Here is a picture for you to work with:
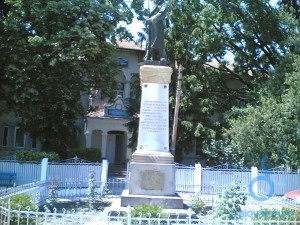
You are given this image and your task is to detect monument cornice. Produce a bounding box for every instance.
[140,65,172,84]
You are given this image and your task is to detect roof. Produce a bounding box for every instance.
[115,40,145,52]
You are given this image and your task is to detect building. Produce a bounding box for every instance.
[0,41,144,164]
[84,41,144,164]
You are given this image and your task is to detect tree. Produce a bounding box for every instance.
[125,0,294,165]
[225,9,300,169]
[0,0,11,115]
[0,0,134,156]
[213,180,247,219]
[164,0,289,164]
[279,0,300,19]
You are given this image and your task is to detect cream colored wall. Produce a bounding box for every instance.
[113,49,142,99]
[85,117,132,162]
[0,112,42,151]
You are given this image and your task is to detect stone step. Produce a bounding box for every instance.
[108,164,127,177]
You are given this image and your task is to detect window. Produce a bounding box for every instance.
[31,137,37,149]
[116,82,124,98]
[115,72,126,98]
[2,126,9,147]
[14,127,25,148]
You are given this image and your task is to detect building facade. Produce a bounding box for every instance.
[0,41,144,164]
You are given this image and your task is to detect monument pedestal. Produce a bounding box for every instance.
[121,65,183,209]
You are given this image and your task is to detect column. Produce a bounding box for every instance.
[85,131,92,148]
[124,80,131,99]
[194,163,202,193]
[101,132,108,159]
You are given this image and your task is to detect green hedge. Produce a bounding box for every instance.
[16,150,60,162]
[66,148,102,162]
[0,150,16,159]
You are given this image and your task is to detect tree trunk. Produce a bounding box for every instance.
[171,62,183,156]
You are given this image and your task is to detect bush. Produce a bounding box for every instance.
[253,208,300,221]
[16,150,60,162]
[3,194,37,225]
[4,193,37,210]
[190,193,205,215]
[66,148,102,162]
[131,204,167,218]
[213,180,247,219]
[0,150,16,160]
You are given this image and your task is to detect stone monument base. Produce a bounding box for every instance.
[120,160,183,209]
[121,190,183,209]
[129,162,175,196]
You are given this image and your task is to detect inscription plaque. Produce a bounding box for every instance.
[141,170,164,190]
[137,83,169,151]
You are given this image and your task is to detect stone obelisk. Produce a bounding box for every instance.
[121,0,183,208]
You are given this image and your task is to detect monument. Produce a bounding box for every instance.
[121,0,183,208]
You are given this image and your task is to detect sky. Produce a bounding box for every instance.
[126,0,279,39]
[124,0,279,62]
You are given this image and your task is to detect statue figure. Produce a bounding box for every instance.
[144,0,168,65]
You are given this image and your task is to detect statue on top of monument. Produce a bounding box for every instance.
[144,0,168,65]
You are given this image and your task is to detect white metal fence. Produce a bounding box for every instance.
[0,158,103,187]
[258,171,300,196]
[0,179,299,225]
[47,162,102,188]
[0,204,299,225]
[0,181,49,205]
[1,159,299,199]
[0,160,42,185]
[175,163,300,196]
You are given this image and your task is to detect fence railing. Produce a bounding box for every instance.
[47,162,102,188]
[0,179,299,225]
[1,159,300,202]
[0,160,42,185]
[1,204,299,225]
[0,181,49,205]
[175,163,300,196]
[0,158,104,187]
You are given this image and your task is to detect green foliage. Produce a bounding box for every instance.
[66,148,101,162]
[88,171,111,211]
[190,193,205,215]
[16,150,60,162]
[3,194,37,225]
[213,180,247,219]
[0,0,136,155]
[5,194,37,211]
[125,73,140,150]
[164,0,289,164]
[226,55,300,169]
[45,180,58,211]
[0,150,16,159]
[253,208,298,221]
[203,139,244,167]
[88,171,96,210]
[131,204,167,218]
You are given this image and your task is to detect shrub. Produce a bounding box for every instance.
[131,204,167,218]
[0,150,16,160]
[16,150,60,162]
[190,193,205,215]
[213,180,247,219]
[5,193,37,211]
[2,194,37,225]
[253,208,300,221]
[66,148,101,162]
[45,180,58,211]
